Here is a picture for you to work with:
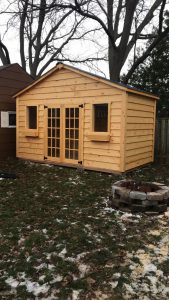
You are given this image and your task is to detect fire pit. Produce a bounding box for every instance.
[109,180,169,214]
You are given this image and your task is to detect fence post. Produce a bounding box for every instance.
[155,118,169,162]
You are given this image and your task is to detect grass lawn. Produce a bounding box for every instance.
[0,158,169,299]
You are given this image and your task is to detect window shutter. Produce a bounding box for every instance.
[1,112,8,128]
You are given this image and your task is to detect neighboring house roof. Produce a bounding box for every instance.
[0,65,10,71]
[0,63,34,103]
[14,63,159,99]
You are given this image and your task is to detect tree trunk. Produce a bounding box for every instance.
[108,40,123,82]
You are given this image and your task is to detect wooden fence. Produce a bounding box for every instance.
[155,118,169,162]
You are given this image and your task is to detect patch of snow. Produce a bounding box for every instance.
[50,275,63,283]
[39,275,45,281]
[113,273,121,279]
[18,237,25,246]
[104,207,115,213]
[48,264,55,270]
[149,230,161,236]
[5,277,19,288]
[26,280,49,296]
[71,289,82,299]
[164,210,169,217]
[129,264,136,270]
[120,213,133,220]
[26,256,31,262]
[55,218,63,223]
[143,263,157,274]
[124,283,135,295]
[35,263,47,270]
[58,247,67,258]
[35,263,55,271]
[109,281,118,289]
[66,256,76,263]
[78,263,90,277]
[46,253,53,260]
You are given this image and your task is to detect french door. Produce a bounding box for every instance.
[46,105,82,164]
[47,107,61,160]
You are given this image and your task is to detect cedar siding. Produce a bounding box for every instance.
[0,64,33,159]
[16,63,158,173]
[124,93,156,171]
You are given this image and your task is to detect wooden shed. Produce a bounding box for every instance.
[15,63,158,173]
[0,64,33,159]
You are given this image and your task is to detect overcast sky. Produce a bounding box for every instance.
[0,1,158,78]
[0,8,110,77]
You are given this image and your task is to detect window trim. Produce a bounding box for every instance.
[1,111,16,128]
[88,102,110,141]
[92,103,109,133]
[25,105,39,137]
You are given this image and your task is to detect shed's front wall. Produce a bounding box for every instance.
[124,93,156,171]
[17,67,126,172]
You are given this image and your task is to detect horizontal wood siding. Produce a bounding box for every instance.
[125,93,156,171]
[0,128,16,159]
[83,93,123,172]
[17,68,124,172]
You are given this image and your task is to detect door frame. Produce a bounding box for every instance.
[44,105,63,162]
[44,103,84,165]
[62,104,83,165]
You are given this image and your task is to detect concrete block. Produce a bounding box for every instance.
[130,191,147,200]
[119,189,130,200]
[142,200,158,206]
[147,192,163,201]
[157,190,169,200]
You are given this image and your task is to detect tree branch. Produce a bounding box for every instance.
[51,0,116,49]
[127,0,163,58]
[41,10,73,48]
[114,0,123,40]
[159,0,166,33]
[19,0,28,70]
[124,26,169,83]
[95,0,107,17]
[0,40,11,64]
[119,0,139,53]
[37,18,83,76]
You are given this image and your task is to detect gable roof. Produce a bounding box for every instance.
[0,64,34,103]
[0,64,12,71]
[14,63,159,99]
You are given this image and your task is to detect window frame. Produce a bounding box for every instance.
[88,102,110,142]
[1,111,16,128]
[93,103,109,133]
[26,105,38,129]
[25,105,39,137]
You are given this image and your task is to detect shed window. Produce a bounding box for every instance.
[93,103,108,132]
[27,106,37,129]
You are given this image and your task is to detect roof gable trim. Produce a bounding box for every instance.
[14,63,159,99]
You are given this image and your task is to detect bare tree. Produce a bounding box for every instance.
[0,40,11,65]
[0,0,106,77]
[51,0,169,82]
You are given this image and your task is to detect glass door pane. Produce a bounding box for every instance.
[65,107,79,160]
[47,108,60,158]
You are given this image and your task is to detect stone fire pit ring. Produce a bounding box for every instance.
[109,180,169,214]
